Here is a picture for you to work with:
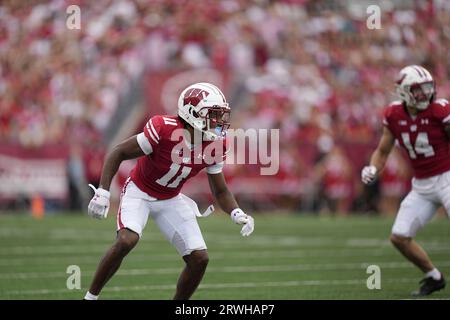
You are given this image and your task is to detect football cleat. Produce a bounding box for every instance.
[411,274,446,297]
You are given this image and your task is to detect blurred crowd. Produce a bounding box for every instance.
[0,0,147,148]
[1,0,449,213]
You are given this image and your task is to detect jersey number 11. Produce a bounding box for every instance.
[156,163,192,188]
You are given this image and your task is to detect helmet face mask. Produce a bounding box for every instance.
[409,81,435,110]
[178,82,230,141]
[396,65,435,111]
[200,106,230,139]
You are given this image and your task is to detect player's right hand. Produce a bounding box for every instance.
[88,184,110,219]
[361,165,377,185]
[231,208,255,237]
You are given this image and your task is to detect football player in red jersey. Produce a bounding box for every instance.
[362,65,450,296]
[84,83,255,300]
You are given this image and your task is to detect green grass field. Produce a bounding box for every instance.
[0,212,449,300]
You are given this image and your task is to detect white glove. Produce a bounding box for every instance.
[230,208,255,237]
[88,184,110,219]
[361,165,377,185]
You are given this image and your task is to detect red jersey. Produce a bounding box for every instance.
[383,99,450,178]
[130,115,227,199]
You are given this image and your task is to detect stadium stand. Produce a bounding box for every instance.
[1,0,449,213]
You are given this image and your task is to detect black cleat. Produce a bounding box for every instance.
[411,274,446,297]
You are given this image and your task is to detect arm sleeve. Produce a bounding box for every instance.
[434,99,450,123]
[142,116,162,149]
[382,107,390,127]
[136,132,153,155]
[206,162,224,174]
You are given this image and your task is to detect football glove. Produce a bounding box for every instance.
[230,208,255,237]
[361,165,377,185]
[88,184,110,219]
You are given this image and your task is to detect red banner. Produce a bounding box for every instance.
[0,145,69,200]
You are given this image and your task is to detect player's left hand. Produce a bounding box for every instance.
[231,208,255,236]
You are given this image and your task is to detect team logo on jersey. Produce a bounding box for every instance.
[398,120,407,126]
[420,119,429,125]
[410,125,417,132]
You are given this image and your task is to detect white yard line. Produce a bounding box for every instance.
[2,240,450,256]
[0,236,383,255]
[0,239,327,255]
[0,249,389,265]
[1,246,449,267]
[2,261,450,280]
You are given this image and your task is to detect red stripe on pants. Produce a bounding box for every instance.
[117,177,131,230]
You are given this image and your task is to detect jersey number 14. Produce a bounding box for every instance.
[401,132,435,159]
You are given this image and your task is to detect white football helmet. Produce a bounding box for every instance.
[396,65,435,110]
[177,82,230,141]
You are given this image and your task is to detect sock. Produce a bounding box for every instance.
[84,291,99,300]
[425,268,441,280]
